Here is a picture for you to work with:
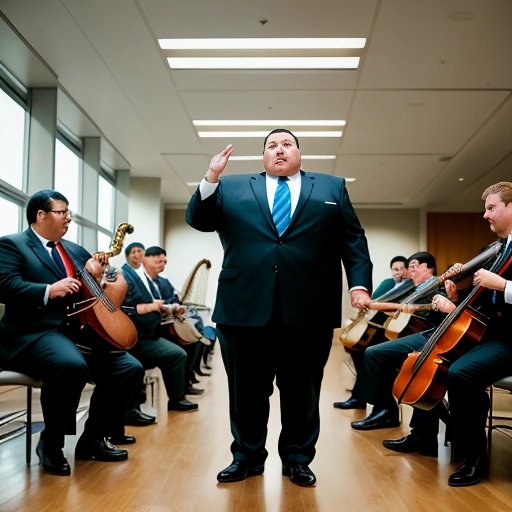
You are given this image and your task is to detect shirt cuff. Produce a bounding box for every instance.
[199,178,219,200]
[349,286,369,293]
[504,280,512,304]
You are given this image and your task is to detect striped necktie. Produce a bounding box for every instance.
[272,176,291,236]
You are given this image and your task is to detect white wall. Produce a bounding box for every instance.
[110,176,164,269]
[162,207,426,324]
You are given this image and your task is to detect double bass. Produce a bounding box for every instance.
[393,245,511,410]
[67,223,138,350]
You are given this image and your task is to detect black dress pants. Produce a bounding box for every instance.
[217,321,332,466]
[12,330,143,448]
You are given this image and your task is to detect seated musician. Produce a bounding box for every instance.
[372,255,409,297]
[335,255,410,409]
[354,181,512,487]
[336,252,444,413]
[119,242,157,428]
[121,245,199,420]
[0,189,143,476]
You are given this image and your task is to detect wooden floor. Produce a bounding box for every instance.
[0,341,511,512]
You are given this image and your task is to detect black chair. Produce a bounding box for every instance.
[0,370,43,463]
[487,376,512,455]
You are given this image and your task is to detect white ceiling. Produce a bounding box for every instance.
[1,0,511,211]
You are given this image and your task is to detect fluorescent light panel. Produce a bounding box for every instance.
[230,155,336,161]
[198,131,342,138]
[193,120,345,127]
[159,38,366,50]
[168,57,359,69]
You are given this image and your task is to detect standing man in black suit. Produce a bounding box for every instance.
[0,189,143,476]
[186,129,373,486]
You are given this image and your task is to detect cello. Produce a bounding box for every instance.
[393,246,512,410]
[67,223,138,350]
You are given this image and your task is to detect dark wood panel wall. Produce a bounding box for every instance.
[427,213,496,288]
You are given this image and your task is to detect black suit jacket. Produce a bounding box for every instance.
[121,264,179,339]
[476,244,512,336]
[0,228,91,363]
[186,171,373,328]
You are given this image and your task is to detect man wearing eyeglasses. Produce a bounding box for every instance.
[0,189,143,476]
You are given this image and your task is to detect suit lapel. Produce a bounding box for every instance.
[25,229,63,279]
[250,173,276,232]
[250,171,315,236]
[290,171,314,229]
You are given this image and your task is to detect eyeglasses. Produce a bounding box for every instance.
[49,209,72,217]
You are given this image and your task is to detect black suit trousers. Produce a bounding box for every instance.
[12,330,143,446]
[217,321,332,466]
[447,333,512,459]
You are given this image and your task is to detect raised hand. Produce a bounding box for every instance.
[205,144,234,183]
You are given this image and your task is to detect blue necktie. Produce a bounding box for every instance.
[272,176,291,236]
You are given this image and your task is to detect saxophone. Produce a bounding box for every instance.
[93,222,134,259]
[92,222,134,281]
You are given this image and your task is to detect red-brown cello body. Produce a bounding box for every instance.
[392,306,487,410]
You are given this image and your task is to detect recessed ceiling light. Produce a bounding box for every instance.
[168,57,360,69]
[197,131,342,138]
[159,38,366,50]
[193,120,346,127]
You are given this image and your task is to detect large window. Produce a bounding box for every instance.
[54,138,80,210]
[97,174,114,251]
[0,87,26,190]
[97,174,114,230]
[0,197,21,236]
[54,138,81,242]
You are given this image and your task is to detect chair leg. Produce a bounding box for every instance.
[26,385,32,464]
[487,385,493,458]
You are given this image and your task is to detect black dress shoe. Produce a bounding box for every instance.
[168,399,199,412]
[186,386,204,395]
[282,463,316,486]
[448,457,488,487]
[124,408,156,426]
[36,438,71,476]
[333,397,367,410]
[217,460,265,483]
[108,434,136,445]
[75,437,128,461]
[351,408,400,430]
[383,433,438,457]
